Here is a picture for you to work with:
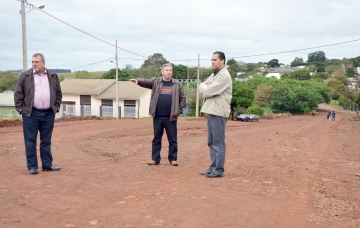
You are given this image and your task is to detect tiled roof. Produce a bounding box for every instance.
[96,81,150,99]
[60,79,115,95]
[60,79,150,99]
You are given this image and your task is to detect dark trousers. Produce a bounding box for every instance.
[152,117,178,163]
[22,109,55,170]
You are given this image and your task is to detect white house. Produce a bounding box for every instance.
[60,79,151,119]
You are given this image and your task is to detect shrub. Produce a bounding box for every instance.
[247,105,264,115]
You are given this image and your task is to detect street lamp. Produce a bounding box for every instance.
[20,1,45,71]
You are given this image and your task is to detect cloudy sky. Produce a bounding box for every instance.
[1,0,359,72]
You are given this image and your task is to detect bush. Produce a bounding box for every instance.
[247,105,264,115]
[263,107,273,114]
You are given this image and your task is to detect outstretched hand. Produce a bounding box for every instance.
[129,79,138,84]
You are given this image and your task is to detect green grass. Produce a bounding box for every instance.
[332,100,343,109]
[58,71,107,80]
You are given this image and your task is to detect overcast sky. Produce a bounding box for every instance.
[1,0,359,72]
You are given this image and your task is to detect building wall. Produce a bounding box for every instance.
[62,95,80,116]
[0,106,18,117]
[61,92,151,119]
[91,97,102,116]
[138,90,151,118]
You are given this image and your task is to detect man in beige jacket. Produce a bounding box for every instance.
[199,51,232,178]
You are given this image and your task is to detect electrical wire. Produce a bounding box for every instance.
[70,58,113,70]
[22,1,360,64]
[23,1,148,59]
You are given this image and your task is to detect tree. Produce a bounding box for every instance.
[245,63,259,72]
[307,51,326,63]
[172,64,187,79]
[253,84,273,107]
[226,58,240,79]
[325,67,335,77]
[0,71,18,92]
[312,72,329,80]
[349,56,360,68]
[75,70,90,79]
[291,69,310,81]
[290,57,304,67]
[231,81,254,109]
[268,59,280,68]
[346,68,355,78]
[101,68,135,81]
[141,53,168,69]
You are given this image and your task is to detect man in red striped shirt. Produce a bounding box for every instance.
[129,63,186,166]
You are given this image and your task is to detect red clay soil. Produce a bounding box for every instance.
[0,108,359,227]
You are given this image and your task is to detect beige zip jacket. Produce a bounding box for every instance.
[199,66,232,117]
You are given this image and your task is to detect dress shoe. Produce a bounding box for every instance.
[42,166,61,171]
[199,170,211,175]
[205,173,223,178]
[170,161,178,166]
[148,161,160,165]
[29,169,38,175]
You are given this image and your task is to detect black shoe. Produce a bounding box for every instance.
[199,170,211,175]
[42,166,61,171]
[205,173,223,178]
[29,169,38,175]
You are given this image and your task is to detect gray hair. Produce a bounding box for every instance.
[161,63,172,71]
[32,53,45,62]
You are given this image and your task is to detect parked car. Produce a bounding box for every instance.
[236,114,260,122]
[237,114,250,122]
[249,114,260,122]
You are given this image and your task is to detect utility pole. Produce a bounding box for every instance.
[355,67,359,114]
[195,54,200,118]
[115,40,119,119]
[187,57,189,82]
[21,0,28,71]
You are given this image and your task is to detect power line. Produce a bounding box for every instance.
[229,38,360,59]
[70,58,113,70]
[24,1,148,59]
[22,1,360,64]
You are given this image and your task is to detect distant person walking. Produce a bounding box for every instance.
[129,63,186,166]
[332,111,336,121]
[327,110,331,121]
[14,53,62,175]
[199,51,232,178]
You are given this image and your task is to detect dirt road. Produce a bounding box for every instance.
[0,111,359,227]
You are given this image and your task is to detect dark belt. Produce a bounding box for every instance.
[32,107,52,111]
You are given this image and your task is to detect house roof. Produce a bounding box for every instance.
[60,79,115,96]
[60,79,150,100]
[0,91,15,106]
[96,81,150,100]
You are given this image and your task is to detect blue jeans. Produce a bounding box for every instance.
[152,117,178,163]
[206,114,227,176]
[22,109,55,170]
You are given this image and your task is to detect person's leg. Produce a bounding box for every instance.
[208,114,227,176]
[163,118,178,163]
[22,111,40,170]
[39,110,55,169]
[207,114,217,173]
[151,117,164,163]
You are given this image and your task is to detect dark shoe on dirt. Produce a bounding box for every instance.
[42,166,61,171]
[199,170,211,175]
[148,161,160,165]
[205,173,223,178]
[170,161,178,166]
[29,169,38,175]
